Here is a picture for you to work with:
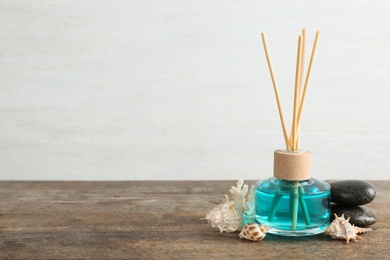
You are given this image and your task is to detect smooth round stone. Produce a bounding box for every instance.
[330,180,376,206]
[331,204,377,227]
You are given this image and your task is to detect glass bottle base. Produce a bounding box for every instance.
[258,219,330,236]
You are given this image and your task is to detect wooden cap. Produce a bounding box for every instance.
[273,150,312,180]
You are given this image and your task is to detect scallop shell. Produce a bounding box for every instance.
[325,214,373,243]
[239,223,270,241]
[204,195,243,233]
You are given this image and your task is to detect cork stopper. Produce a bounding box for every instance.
[273,149,312,181]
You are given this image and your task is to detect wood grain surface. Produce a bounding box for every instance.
[0,181,389,259]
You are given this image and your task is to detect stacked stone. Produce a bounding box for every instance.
[329,180,377,227]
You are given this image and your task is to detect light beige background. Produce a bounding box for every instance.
[1,1,389,180]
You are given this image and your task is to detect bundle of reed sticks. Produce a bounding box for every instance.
[261,29,320,151]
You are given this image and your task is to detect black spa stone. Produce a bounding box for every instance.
[331,204,377,227]
[329,180,376,206]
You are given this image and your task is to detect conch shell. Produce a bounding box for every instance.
[325,214,373,243]
[239,223,270,241]
[204,180,256,233]
[204,195,243,233]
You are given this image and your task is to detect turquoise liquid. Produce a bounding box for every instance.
[255,178,331,236]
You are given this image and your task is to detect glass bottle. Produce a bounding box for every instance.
[255,150,331,236]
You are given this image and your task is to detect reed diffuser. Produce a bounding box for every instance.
[255,29,331,236]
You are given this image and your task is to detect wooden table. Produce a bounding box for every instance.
[0,181,388,259]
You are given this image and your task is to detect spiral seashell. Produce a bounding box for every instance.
[325,214,373,243]
[239,223,270,241]
[204,195,243,233]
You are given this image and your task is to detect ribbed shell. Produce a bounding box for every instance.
[325,214,373,243]
[204,195,243,233]
[239,223,269,241]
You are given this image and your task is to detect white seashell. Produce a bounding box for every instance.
[239,223,270,241]
[204,195,243,233]
[325,214,373,243]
